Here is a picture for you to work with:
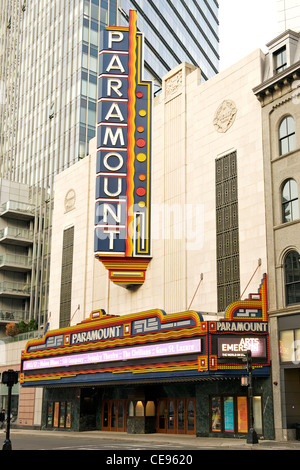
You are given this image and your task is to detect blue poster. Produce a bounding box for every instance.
[224,397,234,432]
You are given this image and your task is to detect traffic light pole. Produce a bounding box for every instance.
[245,350,258,444]
[2,370,18,451]
[3,383,12,450]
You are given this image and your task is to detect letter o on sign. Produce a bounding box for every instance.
[103,152,124,171]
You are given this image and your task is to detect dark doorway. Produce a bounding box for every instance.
[80,388,100,430]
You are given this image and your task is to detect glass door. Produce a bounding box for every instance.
[187,399,195,434]
[167,400,175,433]
[102,401,109,429]
[157,398,196,434]
[110,402,116,430]
[177,400,185,433]
[157,400,167,433]
[102,400,127,432]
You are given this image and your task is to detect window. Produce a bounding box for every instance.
[210,395,262,435]
[145,401,155,416]
[279,328,300,363]
[135,401,144,417]
[128,400,155,417]
[47,401,71,429]
[284,251,300,305]
[211,396,222,432]
[59,226,74,328]
[216,152,240,312]
[279,116,296,155]
[128,401,134,417]
[274,47,287,74]
[282,179,299,223]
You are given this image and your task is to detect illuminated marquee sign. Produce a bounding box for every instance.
[216,322,268,332]
[23,339,201,371]
[218,337,267,358]
[20,278,270,387]
[24,309,202,353]
[95,10,152,287]
[20,309,207,386]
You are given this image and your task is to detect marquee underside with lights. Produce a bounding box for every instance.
[20,276,270,388]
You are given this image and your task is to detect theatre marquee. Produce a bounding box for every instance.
[20,276,270,387]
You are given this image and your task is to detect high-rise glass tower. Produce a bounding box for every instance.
[119,0,219,83]
[0,0,219,326]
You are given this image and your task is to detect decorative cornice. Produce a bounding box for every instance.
[253,61,300,105]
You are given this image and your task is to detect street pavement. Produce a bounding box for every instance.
[5,428,300,451]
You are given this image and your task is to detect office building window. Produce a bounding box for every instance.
[216,152,240,312]
[279,116,296,155]
[274,46,287,74]
[59,226,74,328]
[282,179,299,223]
[284,251,300,306]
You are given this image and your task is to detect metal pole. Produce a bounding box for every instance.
[246,350,258,444]
[3,384,12,450]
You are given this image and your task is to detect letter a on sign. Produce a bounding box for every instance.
[95,10,152,287]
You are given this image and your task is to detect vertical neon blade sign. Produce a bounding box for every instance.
[95,10,152,287]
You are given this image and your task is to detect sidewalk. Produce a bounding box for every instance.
[10,428,300,450]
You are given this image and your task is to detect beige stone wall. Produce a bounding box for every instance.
[184,51,267,313]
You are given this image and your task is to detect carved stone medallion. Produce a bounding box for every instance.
[213,100,237,133]
[64,189,76,213]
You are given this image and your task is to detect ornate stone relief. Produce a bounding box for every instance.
[165,70,183,99]
[64,189,76,213]
[213,100,237,133]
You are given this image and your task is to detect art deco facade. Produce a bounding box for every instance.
[28,50,274,438]
[21,27,300,441]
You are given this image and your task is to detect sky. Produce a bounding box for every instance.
[218,0,279,71]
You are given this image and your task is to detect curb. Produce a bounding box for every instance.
[9,428,300,450]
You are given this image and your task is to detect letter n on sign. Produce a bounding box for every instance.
[95,10,152,287]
